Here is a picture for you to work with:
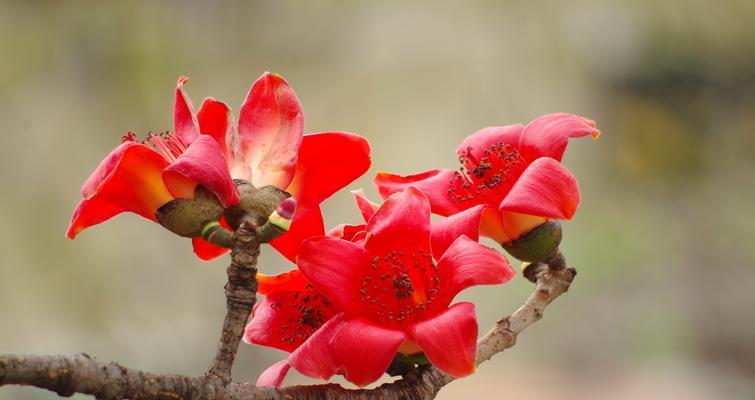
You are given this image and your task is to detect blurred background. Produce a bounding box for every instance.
[1,1,754,399]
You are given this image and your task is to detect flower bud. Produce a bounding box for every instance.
[256,198,297,243]
[156,186,224,237]
[268,198,296,231]
[501,221,562,262]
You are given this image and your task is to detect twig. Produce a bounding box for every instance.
[0,262,575,399]
[206,219,261,384]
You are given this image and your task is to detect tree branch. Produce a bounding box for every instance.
[206,219,261,383]
[0,261,575,399]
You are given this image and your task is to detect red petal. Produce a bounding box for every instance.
[197,97,232,158]
[455,124,524,160]
[244,296,298,353]
[288,313,346,381]
[331,318,405,387]
[374,169,465,216]
[435,236,514,308]
[256,360,291,388]
[518,113,600,162]
[272,131,369,261]
[286,132,371,211]
[257,269,308,296]
[326,224,367,242]
[365,187,431,256]
[297,236,370,315]
[191,237,229,261]
[410,302,477,378]
[351,189,379,223]
[270,206,325,262]
[67,142,173,239]
[174,76,199,145]
[244,297,293,352]
[238,72,303,189]
[163,135,240,207]
[430,204,494,258]
[499,157,580,220]
[245,277,338,354]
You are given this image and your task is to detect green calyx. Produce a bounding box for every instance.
[501,221,562,262]
[156,186,224,238]
[386,352,431,377]
[224,180,290,230]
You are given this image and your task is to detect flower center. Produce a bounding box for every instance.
[448,142,527,205]
[359,249,441,328]
[122,131,188,163]
[277,283,336,347]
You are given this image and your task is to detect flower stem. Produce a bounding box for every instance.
[205,218,260,384]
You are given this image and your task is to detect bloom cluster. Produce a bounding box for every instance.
[68,73,599,387]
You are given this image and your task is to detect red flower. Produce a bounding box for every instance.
[67,73,371,262]
[375,113,599,244]
[245,188,515,387]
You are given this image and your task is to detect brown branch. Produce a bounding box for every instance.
[0,261,575,399]
[206,219,261,383]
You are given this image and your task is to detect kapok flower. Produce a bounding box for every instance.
[246,187,515,387]
[374,113,600,247]
[65,76,240,240]
[68,73,371,263]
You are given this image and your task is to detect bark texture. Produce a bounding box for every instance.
[206,219,261,383]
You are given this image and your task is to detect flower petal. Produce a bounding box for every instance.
[351,189,379,223]
[257,269,309,296]
[244,297,297,352]
[331,317,406,387]
[191,237,230,260]
[455,124,524,160]
[297,236,370,315]
[66,142,173,239]
[271,131,369,261]
[256,360,291,388]
[245,273,338,354]
[174,76,199,145]
[430,204,499,258]
[270,206,325,262]
[285,132,371,211]
[374,169,466,216]
[163,135,240,207]
[518,113,600,162]
[435,236,514,307]
[197,97,232,158]
[499,157,580,220]
[365,187,431,256]
[238,72,303,189]
[410,302,477,378]
[326,224,367,242]
[288,313,346,381]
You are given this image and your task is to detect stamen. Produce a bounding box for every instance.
[121,131,137,142]
[141,131,188,162]
[277,284,336,346]
[448,142,527,205]
[359,250,441,328]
